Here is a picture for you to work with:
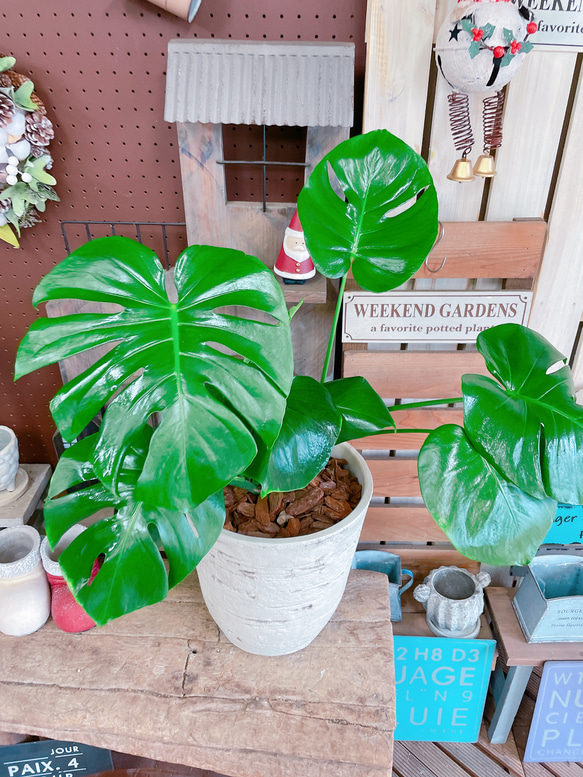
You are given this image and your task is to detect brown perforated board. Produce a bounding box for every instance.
[0,1,366,464]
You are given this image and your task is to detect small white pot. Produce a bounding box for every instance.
[197,443,374,656]
[414,565,490,639]
[0,426,19,492]
[0,526,50,636]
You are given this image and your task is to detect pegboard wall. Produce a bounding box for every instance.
[0,0,366,464]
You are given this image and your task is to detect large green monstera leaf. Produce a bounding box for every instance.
[419,324,583,565]
[298,130,439,292]
[44,431,225,625]
[16,238,294,512]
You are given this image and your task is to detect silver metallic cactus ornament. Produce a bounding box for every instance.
[414,565,491,639]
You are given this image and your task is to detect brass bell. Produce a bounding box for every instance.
[473,153,497,178]
[447,156,475,182]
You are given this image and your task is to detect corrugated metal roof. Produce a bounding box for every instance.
[164,40,354,127]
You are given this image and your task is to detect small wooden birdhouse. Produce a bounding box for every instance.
[164,40,355,266]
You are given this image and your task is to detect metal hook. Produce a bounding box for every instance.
[424,221,447,273]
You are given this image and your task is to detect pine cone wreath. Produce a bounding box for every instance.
[0,93,14,128]
[24,111,53,146]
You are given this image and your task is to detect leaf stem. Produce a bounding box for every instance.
[321,273,348,383]
[394,397,463,411]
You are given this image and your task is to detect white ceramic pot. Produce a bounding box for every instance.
[0,426,19,492]
[0,526,50,636]
[197,443,374,656]
[413,565,491,639]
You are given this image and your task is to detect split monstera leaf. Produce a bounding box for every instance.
[419,324,583,566]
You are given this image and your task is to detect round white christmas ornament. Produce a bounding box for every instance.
[435,0,537,180]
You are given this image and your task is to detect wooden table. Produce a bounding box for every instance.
[0,569,395,777]
[485,587,583,744]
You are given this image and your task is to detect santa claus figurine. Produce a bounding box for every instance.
[274,210,316,284]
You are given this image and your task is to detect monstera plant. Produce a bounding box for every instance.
[16,128,580,628]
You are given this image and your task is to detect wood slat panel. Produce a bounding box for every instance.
[343,350,487,398]
[354,432,429,450]
[347,221,545,281]
[361,505,447,543]
[367,459,421,498]
[529,69,583,359]
[486,52,577,222]
[363,0,436,153]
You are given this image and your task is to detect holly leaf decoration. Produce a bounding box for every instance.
[482,23,495,40]
[460,18,474,34]
[13,80,37,111]
[469,41,481,59]
[25,156,57,186]
[522,41,534,54]
[503,27,515,44]
[0,56,16,73]
[501,53,513,67]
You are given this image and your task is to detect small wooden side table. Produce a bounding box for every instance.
[485,587,583,744]
[0,569,395,777]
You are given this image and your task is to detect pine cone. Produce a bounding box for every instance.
[30,146,53,168]
[0,199,11,215]
[0,93,15,128]
[25,111,53,146]
[19,206,42,229]
[0,74,12,87]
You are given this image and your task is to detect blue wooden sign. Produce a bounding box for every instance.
[543,504,583,545]
[525,661,583,762]
[394,636,495,742]
[0,740,112,777]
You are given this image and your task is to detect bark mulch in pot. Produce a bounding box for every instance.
[223,457,362,538]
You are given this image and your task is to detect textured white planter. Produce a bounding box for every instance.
[413,565,491,639]
[0,426,29,506]
[0,526,50,636]
[197,443,374,656]
[0,426,19,492]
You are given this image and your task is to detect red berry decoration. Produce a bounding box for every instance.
[527,22,538,34]
[510,40,522,55]
[472,27,484,41]
[493,46,505,59]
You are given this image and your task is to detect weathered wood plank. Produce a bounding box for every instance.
[400,740,475,777]
[361,505,447,543]
[367,459,421,498]
[393,742,441,777]
[486,53,576,222]
[477,723,525,777]
[438,741,513,777]
[344,349,485,399]
[363,0,436,152]
[347,222,546,281]
[529,69,583,358]
[0,570,395,777]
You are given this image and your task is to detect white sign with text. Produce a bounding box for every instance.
[526,0,583,48]
[342,291,532,344]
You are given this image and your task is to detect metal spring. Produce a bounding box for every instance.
[482,89,505,153]
[447,92,474,157]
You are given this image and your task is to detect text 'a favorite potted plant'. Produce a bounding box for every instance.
[15,130,583,654]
